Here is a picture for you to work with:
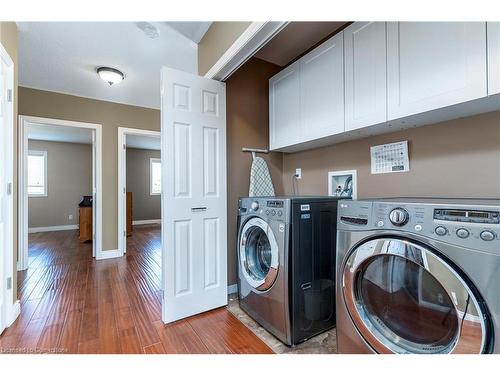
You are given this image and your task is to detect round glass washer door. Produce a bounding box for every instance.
[342,237,488,354]
[239,217,279,291]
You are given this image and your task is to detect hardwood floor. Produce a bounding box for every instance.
[0,225,273,354]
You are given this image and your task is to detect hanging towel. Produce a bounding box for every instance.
[249,156,275,197]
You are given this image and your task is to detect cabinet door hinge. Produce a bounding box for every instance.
[7,277,12,290]
[7,89,13,102]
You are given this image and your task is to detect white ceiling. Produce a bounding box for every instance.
[166,22,212,43]
[18,22,201,109]
[126,134,161,150]
[27,123,93,144]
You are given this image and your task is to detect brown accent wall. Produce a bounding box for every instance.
[28,140,92,228]
[226,57,284,284]
[19,87,160,252]
[1,22,18,302]
[198,22,252,76]
[126,148,161,221]
[282,111,500,199]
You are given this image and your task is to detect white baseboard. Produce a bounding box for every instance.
[7,300,21,327]
[132,219,161,226]
[228,283,238,295]
[96,249,122,260]
[28,224,79,233]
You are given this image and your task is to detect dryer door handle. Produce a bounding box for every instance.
[301,282,312,290]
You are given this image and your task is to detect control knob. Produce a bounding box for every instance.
[435,226,448,236]
[456,228,470,239]
[250,201,259,211]
[389,208,409,226]
[480,230,495,241]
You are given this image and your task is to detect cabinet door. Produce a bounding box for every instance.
[488,22,500,95]
[344,22,387,131]
[300,32,344,140]
[387,22,487,120]
[269,61,301,149]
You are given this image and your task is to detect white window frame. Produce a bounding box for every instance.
[27,150,48,197]
[150,157,162,195]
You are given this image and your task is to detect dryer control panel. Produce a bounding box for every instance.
[337,198,500,254]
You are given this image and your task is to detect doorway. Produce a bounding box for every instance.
[117,127,161,257]
[18,116,103,271]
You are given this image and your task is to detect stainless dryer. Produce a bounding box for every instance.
[336,198,499,354]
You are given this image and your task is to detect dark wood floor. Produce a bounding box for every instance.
[0,225,273,354]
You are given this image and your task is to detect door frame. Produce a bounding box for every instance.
[117,126,161,257]
[18,115,103,269]
[0,42,18,331]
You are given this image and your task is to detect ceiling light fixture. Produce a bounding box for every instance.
[136,22,160,39]
[97,67,124,86]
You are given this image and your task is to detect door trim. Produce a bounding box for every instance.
[0,42,17,330]
[342,236,488,354]
[117,126,161,257]
[204,21,289,81]
[18,115,103,268]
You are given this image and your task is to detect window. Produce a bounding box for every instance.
[150,158,161,195]
[28,150,47,197]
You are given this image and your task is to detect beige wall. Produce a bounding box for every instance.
[28,140,92,228]
[282,111,500,199]
[226,57,284,284]
[126,148,161,221]
[1,22,18,302]
[198,22,252,76]
[19,87,160,251]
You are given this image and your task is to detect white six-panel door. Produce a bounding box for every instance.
[0,47,6,333]
[161,67,227,323]
[0,44,14,333]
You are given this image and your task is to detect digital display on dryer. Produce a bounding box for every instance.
[267,201,284,208]
[434,209,500,224]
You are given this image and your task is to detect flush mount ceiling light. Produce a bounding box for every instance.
[136,22,160,39]
[97,67,124,86]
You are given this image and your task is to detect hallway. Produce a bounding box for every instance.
[0,225,272,354]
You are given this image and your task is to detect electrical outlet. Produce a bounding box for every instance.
[295,168,302,179]
[68,214,73,221]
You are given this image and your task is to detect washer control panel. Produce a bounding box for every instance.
[349,200,500,254]
[238,198,288,222]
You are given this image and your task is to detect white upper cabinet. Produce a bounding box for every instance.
[344,22,387,131]
[387,22,488,120]
[269,61,301,149]
[300,32,344,140]
[487,22,500,95]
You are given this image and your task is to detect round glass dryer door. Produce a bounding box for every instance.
[239,217,279,291]
[342,238,489,354]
